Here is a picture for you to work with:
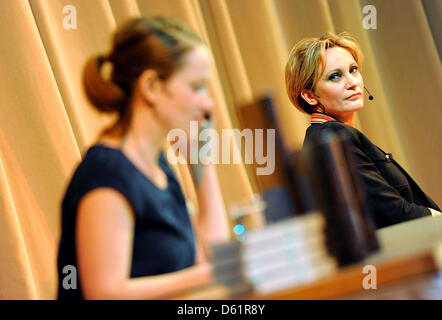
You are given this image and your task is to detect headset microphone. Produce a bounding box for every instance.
[364,87,374,100]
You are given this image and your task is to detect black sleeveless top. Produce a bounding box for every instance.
[57,145,195,300]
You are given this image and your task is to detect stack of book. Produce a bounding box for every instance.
[210,212,338,295]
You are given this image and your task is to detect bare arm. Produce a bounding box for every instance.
[76,188,213,300]
[189,164,231,245]
[175,118,231,253]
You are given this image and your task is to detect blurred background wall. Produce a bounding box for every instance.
[0,0,440,299]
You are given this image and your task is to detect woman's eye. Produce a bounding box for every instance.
[350,65,359,73]
[328,72,342,81]
[192,85,206,93]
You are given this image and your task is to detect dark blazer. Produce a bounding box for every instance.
[303,120,440,229]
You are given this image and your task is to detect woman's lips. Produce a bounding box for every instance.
[346,92,362,100]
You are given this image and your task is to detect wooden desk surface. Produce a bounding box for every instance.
[174,216,442,300]
[244,250,437,299]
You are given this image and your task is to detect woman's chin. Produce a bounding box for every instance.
[348,101,364,112]
[354,104,364,111]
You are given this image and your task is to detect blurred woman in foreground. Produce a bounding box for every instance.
[57,17,230,300]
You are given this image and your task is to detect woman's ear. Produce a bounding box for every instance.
[137,69,162,107]
[300,89,319,106]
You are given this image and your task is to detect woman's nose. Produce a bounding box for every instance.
[201,94,215,114]
[345,74,359,89]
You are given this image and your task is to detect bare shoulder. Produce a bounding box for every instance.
[77,188,135,224]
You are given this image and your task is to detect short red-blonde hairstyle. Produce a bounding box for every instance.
[285,32,363,114]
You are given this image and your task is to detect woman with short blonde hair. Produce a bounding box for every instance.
[285,32,363,115]
[284,31,440,228]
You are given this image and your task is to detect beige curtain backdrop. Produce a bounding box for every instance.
[0,0,440,299]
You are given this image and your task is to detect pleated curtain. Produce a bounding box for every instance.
[0,0,440,299]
